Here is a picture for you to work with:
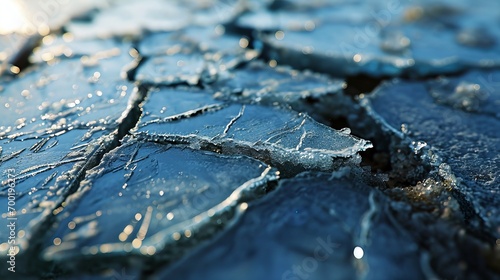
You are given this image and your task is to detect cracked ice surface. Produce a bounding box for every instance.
[31,35,136,67]
[1,0,499,278]
[136,26,259,86]
[157,172,426,280]
[134,87,371,175]
[248,0,500,77]
[66,0,246,39]
[42,138,278,271]
[208,60,350,122]
[361,70,500,238]
[0,45,135,257]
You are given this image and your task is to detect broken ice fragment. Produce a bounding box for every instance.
[66,0,244,39]
[210,60,344,102]
[136,26,260,86]
[0,131,104,258]
[134,87,371,176]
[361,70,500,238]
[156,172,425,280]
[179,25,260,70]
[42,139,278,272]
[255,0,500,77]
[136,53,207,86]
[137,32,192,57]
[0,52,138,266]
[31,35,135,68]
[208,60,350,123]
[429,73,498,116]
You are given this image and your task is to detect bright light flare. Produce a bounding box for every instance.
[0,0,28,35]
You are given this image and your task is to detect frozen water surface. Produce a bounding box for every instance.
[66,0,245,39]
[0,43,136,266]
[0,0,499,278]
[157,172,426,280]
[136,53,207,86]
[42,138,278,271]
[136,32,209,86]
[253,0,500,77]
[210,60,344,103]
[0,49,135,139]
[134,87,371,175]
[208,60,351,122]
[136,26,259,86]
[31,35,136,66]
[180,25,260,71]
[361,70,500,238]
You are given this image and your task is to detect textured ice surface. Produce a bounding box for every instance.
[42,138,278,271]
[179,25,260,71]
[136,53,207,86]
[1,52,134,139]
[209,60,350,121]
[252,0,500,77]
[210,60,344,102]
[157,172,426,280]
[136,31,210,86]
[361,70,500,238]
[31,35,136,67]
[136,26,258,86]
[428,71,500,118]
[1,0,499,278]
[134,87,371,175]
[136,31,191,57]
[66,0,245,39]
[0,52,135,259]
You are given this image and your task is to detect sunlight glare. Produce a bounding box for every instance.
[0,0,28,34]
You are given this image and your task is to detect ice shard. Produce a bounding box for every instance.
[208,60,350,121]
[136,25,259,86]
[360,70,500,238]
[134,87,371,176]
[42,138,278,272]
[136,52,207,86]
[66,0,245,39]
[244,0,500,77]
[156,172,426,280]
[0,48,137,265]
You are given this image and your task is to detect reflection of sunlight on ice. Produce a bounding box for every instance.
[0,0,106,36]
[0,0,27,35]
[353,246,364,259]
